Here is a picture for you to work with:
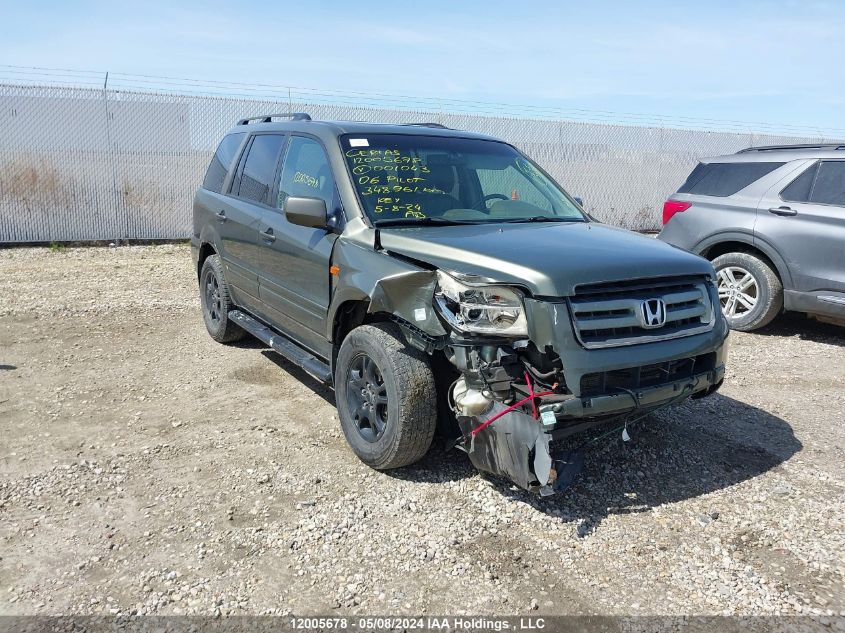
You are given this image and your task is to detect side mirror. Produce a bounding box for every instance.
[573,196,584,207]
[285,196,328,229]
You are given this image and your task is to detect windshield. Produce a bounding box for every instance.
[341,134,586,225]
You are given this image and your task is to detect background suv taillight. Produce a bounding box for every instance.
[662,200,692,225]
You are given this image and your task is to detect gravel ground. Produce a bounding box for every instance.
[1,244,844,618]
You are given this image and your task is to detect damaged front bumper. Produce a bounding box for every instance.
[446,293,730,496]
[455,364,725,496]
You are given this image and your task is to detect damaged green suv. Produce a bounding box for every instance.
[192,113,729,495]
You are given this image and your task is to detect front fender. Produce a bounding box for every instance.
[327,238,447,341]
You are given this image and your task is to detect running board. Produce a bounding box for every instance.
[228,310,333,384]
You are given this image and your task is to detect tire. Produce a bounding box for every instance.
[334,323,437,470]
[712,251,783,332]
[199,254,246,343]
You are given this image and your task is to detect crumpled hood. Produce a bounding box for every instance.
[378,221,714,296]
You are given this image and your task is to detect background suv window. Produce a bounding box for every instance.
[202,132,245,193]
[235,134,286,204]
[810,161,845,206]
[277,137,335,209]
[780,162,818,202]
[677,162,784,197]
[781,160,845,206]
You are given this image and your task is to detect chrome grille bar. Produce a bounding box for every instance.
[568,276,715,349]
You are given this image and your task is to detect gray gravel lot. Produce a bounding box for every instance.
[0,244,844,618]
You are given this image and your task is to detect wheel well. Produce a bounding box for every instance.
[331,299,391,369]
[701,241,783,283]
[333,300,402,345]
[197,242,216,280]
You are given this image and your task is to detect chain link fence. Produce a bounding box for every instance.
[0,82,835,243]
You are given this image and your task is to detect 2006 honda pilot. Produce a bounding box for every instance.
[192,113,729,495]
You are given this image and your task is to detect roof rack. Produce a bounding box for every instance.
[402,122,450,129]
[737,143,845,153]
[236,112,312,125]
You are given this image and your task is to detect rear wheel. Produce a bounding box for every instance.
[712,251,782,331]
[199,254,246,343]
[335,323,437,470]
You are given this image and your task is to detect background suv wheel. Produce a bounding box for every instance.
[712,251,783,332]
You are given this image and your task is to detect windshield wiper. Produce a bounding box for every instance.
[373,217,481,227]
[498,216,585,224]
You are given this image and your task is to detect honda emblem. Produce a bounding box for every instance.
[640,298,667,328]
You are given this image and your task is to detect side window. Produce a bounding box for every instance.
[810,161,845,206]
[277,136,335,209]
[677,162,784,197]
[476,165,553,212]
[235,134,286,204]
[202,133,245,193]
[780,162,818,203]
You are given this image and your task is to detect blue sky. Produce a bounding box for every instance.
[2,0,843,134]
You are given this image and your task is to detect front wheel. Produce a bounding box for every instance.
[712,251,783,332]
[335,323,437,470]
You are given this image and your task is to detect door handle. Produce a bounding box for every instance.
[215,210,227,222]
[260,228,276,243]
[768,206,798,217]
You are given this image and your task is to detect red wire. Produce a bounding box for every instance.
[470,387,554,437]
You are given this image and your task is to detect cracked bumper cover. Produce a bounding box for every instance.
[456,295,729,494]
[458,365,725,495]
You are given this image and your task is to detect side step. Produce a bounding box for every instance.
[228,310,333,384]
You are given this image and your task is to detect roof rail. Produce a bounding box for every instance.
[402,122,450,129]
[236,112,312,125]
[737,143,845,153]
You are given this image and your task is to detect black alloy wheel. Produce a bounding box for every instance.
[345,353,389,442]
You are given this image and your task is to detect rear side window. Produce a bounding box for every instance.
[203,133,246,193]
[235,134,286,204]
[810,161,845,206]
[677,162,784,197]
[780,162,818,202]
[781,161,845,206]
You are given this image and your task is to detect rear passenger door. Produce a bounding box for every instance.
[257,135,338,357]
[216,133,286,310]
[757,159,845,295]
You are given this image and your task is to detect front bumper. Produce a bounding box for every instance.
[455,294,729,495]
[543,363,725,421]
[522,292,730,401]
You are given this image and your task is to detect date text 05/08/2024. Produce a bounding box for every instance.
[288,616,547,631]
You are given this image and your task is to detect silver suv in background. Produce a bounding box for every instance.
[659,144,845,331]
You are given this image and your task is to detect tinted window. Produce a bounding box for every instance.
[277,137,335,209]
[677,162,784,197]
[810,161,845,206]
[780,162,818,203]
[236,134,286,204]
[202,133,245,193]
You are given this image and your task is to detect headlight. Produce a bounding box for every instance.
[434,270,528,336]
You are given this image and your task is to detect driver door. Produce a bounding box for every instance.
[257,135,338,357]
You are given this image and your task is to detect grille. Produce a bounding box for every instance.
[568,275,715,349]
[580,352,717,397]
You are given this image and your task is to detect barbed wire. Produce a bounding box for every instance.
[0,64,840,138]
